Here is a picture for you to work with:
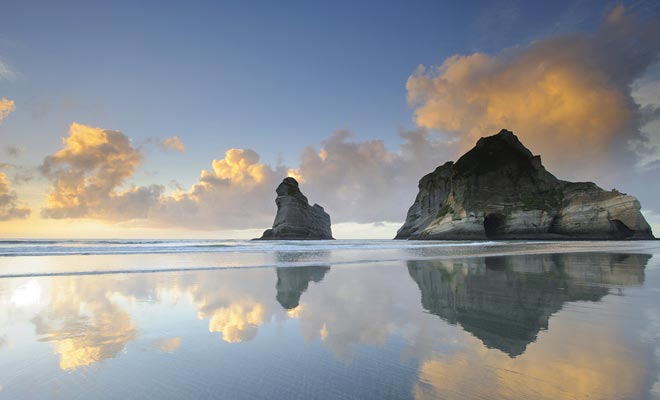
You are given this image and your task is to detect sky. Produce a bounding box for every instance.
[0,0,659,238]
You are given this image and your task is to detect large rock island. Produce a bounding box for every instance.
[396,129,654,240]
[259,177,334,240]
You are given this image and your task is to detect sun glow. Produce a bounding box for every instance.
[10,280,42,307]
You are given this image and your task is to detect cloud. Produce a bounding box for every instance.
[413,310,647,400]
[151,147,286,229]
[40,123,286,229]
[38,123,457,230]
[40,122,163,220]
[633,62,660,168]
[289,129,455,223]
[161,136,185,152]
[31,276,138,371]
[203,301,265,343]
[0,161,35,184]
[6,145,23,156]
[151,336,181,353]
[0,172,30,220]
[0,98,15,124]
[406,5,660,179]
[0,57,15,81]
[31,6,660,232]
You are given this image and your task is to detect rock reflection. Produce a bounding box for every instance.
[1,248,653,400]
[274,250,331,265]
[408,253,649,357]
[275,266,330,310]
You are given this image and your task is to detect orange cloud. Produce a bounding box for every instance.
[161,136,185,152]
[407,5,659,179]
[39,123,286,229]
[151,147,286,229]
[37,122,456,228]
[0,172,30,220]
[206,149,268,184]
[0,98,15,124]
[40,122,162,220]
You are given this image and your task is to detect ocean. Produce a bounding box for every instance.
[1,239,660,399]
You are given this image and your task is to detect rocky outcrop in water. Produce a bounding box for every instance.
[259,177,334,240]
[396,129,654,240]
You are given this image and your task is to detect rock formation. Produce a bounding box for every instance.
[396,129,654,240]
[259,177,334,240]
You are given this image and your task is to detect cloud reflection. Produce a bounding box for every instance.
[0,251,653,399]
[31,277,137,370]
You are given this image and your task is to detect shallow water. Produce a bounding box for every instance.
[1,240,660,399]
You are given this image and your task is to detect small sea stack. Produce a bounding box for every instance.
[396,129,654,240]
[258,177,334,240]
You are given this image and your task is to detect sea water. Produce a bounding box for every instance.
[1,240,659,399]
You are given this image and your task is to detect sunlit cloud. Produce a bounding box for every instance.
[406,5,660,179]
[0,98,15,124]
[151,147,286,229]
[36,6,660,237]
[31,120,556,231]
[39,123,288,229]
[161,136,185,152]
[39,122,162,220]
[0,172,30,220]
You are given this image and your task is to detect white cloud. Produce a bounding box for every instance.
[0,57,15,81]
[289,129,456,223]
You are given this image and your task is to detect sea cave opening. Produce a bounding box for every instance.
[484,213,506,239]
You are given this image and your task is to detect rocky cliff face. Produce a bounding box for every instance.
[259,177,334,240]
[396,129,654,240]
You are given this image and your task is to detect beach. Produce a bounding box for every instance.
[1,240,660,399]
